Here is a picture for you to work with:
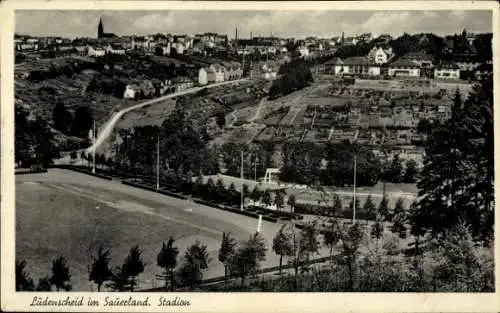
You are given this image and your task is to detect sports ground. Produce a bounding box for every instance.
[16,169,329,291]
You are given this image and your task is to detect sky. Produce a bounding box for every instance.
[15,10,492,39]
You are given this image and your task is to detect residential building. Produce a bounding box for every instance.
[261,63,278,80]
[198,67,209,85]
[388,59,421,77]
[473,63,493,81]
[376,34,393,43]
[106,43,126,54]
[123,80,155,99]
[198,64,224,85]
[209,64,225,82]
[298,46,310,58]
[73,45,88,56]
[401,51,434,68]
[324,57,344,75]
[434,62,460,79]
[88,45,106,57]
[221,61,243,80]
[367,46,394,64]
[123,83,139,99]
[343,37,358,45]
[171,76,195,92]
[341,57,380,76]
[356,33,372,42]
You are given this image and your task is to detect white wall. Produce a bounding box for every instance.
[388,68,420,77]
[434,69,460,79]
[198,68,208,85]
[368,66,381,76]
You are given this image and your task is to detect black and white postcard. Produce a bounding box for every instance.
[1,1,499,312]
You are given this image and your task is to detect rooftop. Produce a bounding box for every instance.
[389,58,419,68]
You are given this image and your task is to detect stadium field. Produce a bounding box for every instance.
[16,169,312,291]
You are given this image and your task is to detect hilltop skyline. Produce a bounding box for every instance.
[16,10,492,39]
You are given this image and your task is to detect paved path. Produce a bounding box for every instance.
[86,79,248,155]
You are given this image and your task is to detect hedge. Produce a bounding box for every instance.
[293,202,375,221]
[51,165,113,180]
[121,180,188,200]
[15,169,48,175]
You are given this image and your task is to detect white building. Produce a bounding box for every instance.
[106,43,126,55]
[198,68,209,85]
[367,46,394,64]
[434,62,460,79]
[388,59,421,77]
[298,46,310,58]
[123,84,138,99]
[88,46,106,57]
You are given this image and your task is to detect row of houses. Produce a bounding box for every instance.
[123,60,244,98]
[323,55,464,79]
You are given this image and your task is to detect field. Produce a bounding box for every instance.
[16,169,316,291]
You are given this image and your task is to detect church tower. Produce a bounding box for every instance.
[98,18,104,39]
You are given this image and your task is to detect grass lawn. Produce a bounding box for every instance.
[15,170,297,291]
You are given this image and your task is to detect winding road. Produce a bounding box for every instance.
[83,79,248,155]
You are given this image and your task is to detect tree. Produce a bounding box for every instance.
[16,260,35,291]
[228,182,237,205]
[242,184,250,205]
[300,221,320,261]
[415,78,493,241]
[70,150,77,165]
[403,160,419,184]
[325,140,380,187]
[50,256,71,291]
[274,190,285,211]
[229,232,267,286]
[36,276,52,291]
[261,189,272,208]
[323,220,340,263]
[382,154,404,183]
[218,232,237,284]
[71,106,93,138]
[287,194,296,213]
[428,222,494,291]
[371,215,384,241]
[451,88,462,120]
[378,196,390,222]
[107,266,129,292]
[215,178,226,203]
[272,225,294,274]
[15,108,59,167]
[339,222,364,291]
[122,245,145,291]
[391,198,408,238]
[205,178,216,201]
[348,199,361,218]
[362,195,376,220]
[332,194,343,216]
[157,237,179,291]
[177,241,211,287]
[88,246,113,292]
[52,101,73,134]
[250,186,262,204]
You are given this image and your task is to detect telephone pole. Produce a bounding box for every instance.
[240,150,244,211]
[92,120,96,174]
[156,135,160,190]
